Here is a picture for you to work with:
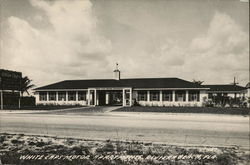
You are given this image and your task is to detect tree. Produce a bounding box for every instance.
[20,76,35,97]
[193,79,204,85]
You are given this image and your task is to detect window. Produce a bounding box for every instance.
[138,91,147,101]
[58,91,66,101]
[49,92,56,101]
[68,91,76,101]
[162,90,172,101]
[150,91,159,101]
[188,91,200,102]
[39,92,47,101]
[78,91,86,101]
[175,90,186,101]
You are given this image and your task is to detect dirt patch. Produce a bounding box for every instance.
[0,133,249,165]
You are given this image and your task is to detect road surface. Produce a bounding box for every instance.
[0,108,249,149]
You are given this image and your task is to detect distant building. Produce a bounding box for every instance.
[34,68,248,107]
[204,84,247,99]
[246,82,250,107]
[0,69,22,109]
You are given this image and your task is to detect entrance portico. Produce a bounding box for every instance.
[87,87,132,107]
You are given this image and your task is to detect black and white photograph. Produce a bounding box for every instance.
[0,0,249,164]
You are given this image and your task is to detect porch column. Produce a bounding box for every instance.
[96,91,99,106]
[135,91,138,101]
[129,88,132,106]
[94,89,97,106]
[55,92,58,105]
[66,91,68,102]
[87,90,90,106]
[122,89,126,106]
[160,90,163,102]
[76,91,78,101]
[1,90,3,110]
[147,91,150,102]
[105,92,109,105]
[173,90,175,102]
[186,90,189,102]
[47,92,49,102]
[18,91,21,109]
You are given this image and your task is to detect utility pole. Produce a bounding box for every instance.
[0,90,3,110]
[233,77,239,86]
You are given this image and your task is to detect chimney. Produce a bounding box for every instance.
[113,63,121,80]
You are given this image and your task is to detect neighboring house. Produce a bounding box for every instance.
[246,82,250,107]
[202,84,248,107]
[34,69,209,107]
[204,84,247,98]
[246,82,250,96]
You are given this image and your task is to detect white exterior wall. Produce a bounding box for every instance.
[35,89,209,107]
[137,90,206,107]
[200,90,208,102]
[228,93,236,98]
[35,91,87,106]
[36,99,87,106]
[138,101,202,107]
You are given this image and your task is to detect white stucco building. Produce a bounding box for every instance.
[34,69,248,107]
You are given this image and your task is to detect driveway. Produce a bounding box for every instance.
[0,106,120,114]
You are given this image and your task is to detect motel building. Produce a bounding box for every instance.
[34,68,248,107]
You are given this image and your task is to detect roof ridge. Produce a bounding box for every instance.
[122,77,178,80]
[204,84,244,86]
[60,77,181,81]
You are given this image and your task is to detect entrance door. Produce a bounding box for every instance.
[97,90,122,106]
[98,91,106,105]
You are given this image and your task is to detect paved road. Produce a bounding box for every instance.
[0,108,249,149]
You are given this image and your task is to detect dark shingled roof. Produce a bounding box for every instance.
[34,78,207,90]
[203,85,247,92]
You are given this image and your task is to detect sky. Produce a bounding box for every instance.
[0,0,249,88]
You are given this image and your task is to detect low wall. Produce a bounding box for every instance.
[138,101,203,107]
[36,100,87,106]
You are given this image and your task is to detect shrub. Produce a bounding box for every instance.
[0,135,6,143]
[11,139,24,144]
[96,143,115,153]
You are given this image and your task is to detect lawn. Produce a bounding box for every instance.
[114,106,250,115]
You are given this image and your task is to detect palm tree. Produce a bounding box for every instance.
[20,76,35,97]
[193,79,204,85]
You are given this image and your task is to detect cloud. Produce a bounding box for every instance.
[2,0,112,86]
[240,0,249,3]
[187,12,249,84]
[98,12,248,85]
[1,1,248,88]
